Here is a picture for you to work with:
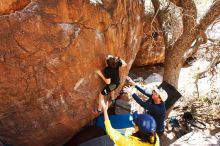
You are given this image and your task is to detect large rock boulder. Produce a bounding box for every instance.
[133,17,165,66]
[0,0,30,15]
[133,1,183,67]
[0,0,145,145]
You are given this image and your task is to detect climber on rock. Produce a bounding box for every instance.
[123,76,168,136]
[93,55,127,115]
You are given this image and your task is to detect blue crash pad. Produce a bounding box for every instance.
[96,114,134,130]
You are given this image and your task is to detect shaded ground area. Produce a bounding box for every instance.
[64,107,116,146]
[129,64,164,79]
[64,125,105,146]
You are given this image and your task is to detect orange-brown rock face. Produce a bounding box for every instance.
[134,2,183,67]
[133,16,165,66]
[0,0,144,146]
[0,0,30,15]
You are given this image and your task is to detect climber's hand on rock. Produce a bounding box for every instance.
[126,76,136,86]
[95,70,101,75]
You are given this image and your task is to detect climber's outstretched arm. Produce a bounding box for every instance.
[96,70,111,84]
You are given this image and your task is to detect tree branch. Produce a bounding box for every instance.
[197,0,220,32]
[183,38,202,62]
[169,0,181,7]
[181,0,197,34]
[171,0,220,56]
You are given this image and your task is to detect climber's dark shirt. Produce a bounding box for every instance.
[104,60,122,84]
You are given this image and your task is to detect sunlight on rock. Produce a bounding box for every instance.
[89,0,103,5]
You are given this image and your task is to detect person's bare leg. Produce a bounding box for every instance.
[110,91,115,101]
[110,91,117,105]
[98,93,105,112]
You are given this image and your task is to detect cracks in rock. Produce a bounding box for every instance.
[55,21,107,56]
[32,67,39,93]
[77,22,96,31]
[105,23,118,32]
[57,21,119,45]
[45,64,58,79]
[9,15,31,54]
[14,38,29,53]
[24,1,39,14]
[56,22,81,49]
[71,21,110,34]
[5,15,12,29]
[22,76,30,95]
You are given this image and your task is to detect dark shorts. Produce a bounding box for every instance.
[101,83,119,96]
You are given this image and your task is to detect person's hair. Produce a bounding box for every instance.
[132,131,157,145]
[152,90,162,101]
[106,56,119,68]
